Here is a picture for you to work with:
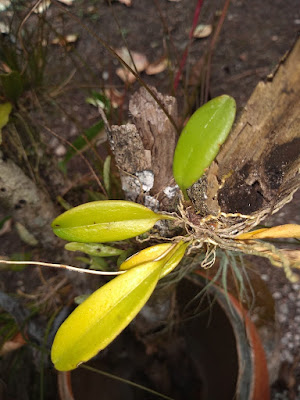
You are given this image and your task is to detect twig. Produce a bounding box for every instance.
[39,123,108,197]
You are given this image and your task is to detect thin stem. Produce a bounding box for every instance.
[0,260,126,276]
[81,364,174,400]
[38,123,107,196]
[173,0,204,92]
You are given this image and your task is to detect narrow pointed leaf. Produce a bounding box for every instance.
[52,200,172,243]
[236,224,300,240]
[65,242,124,257]
[0,102,12,144]
[173,95,236,191]
[120,241,189,278]
[160,241,189,278]
[51,259,165,371]
[120,243,171,270]
[103,155,111,195]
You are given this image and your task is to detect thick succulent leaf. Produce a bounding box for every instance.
[51,259,165,371]
[65,242,124,257]
[120,241,189,278]
[52,200,172,243]
[173,95,236,191]
[236,224,300,240]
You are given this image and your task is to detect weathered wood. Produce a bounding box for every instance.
[108,87,178,210]
[189,38,300,231]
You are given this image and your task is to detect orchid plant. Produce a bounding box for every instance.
[4,95,298,372]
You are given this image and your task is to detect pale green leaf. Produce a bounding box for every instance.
[65,242,123,257]
[51,259,165,371]
[52,200,173,243]
[173,95,236,192]
[89,256,108,270]
[15,222,38,246]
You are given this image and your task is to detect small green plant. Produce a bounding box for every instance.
[46,95,300,371]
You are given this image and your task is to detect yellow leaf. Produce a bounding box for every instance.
[120,241,189,278]
[236,224,300,240]
[51,259,165,371]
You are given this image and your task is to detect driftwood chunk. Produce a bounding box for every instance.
[129,87,177,195]
[108,87,178,209]
[190,38,300,229]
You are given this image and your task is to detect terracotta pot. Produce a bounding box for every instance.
[190,269,273,400]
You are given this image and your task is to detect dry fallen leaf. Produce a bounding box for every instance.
[0,332,26,356]
[115,47,149,83]
[0,21,9,34]
[118,0,132,6]
[146,57,168,75]
[52,34,78,46]
[104,88,125,108]
[116,68,135,84]
[115,47,149,71]
[193,24,213,39]
[34,0,51,14]
[57,0,75,5]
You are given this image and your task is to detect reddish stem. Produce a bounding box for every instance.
[173,0,204,92]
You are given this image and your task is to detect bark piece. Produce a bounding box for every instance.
[129,87,177,195]
[190,38,300,231]
[108,87,178,209]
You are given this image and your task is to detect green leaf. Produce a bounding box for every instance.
[103,155,111,195]
[0,71,23,103]
[56,195,72,211]
[86,91,111,112]
[51,259,165,371]
[65,242,124,257]
[74,294,90,305]
[119,240,189,278]
[173,95,236,192]
[52,200,173,243]
[117,248,134,267]
[0,102,12,144]
[89,256,109,270]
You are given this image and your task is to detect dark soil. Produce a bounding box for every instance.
[0,1,299,399]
